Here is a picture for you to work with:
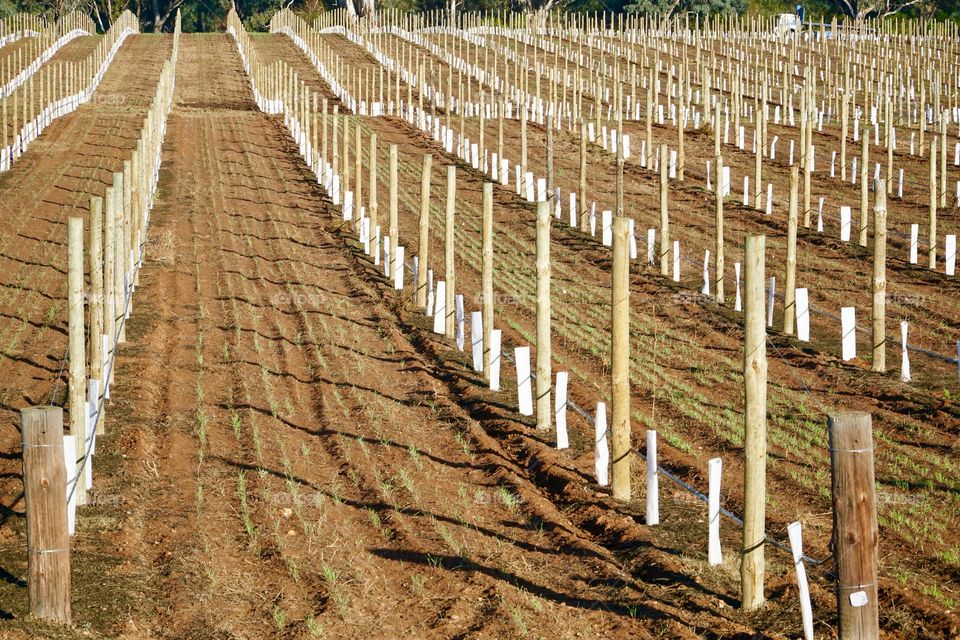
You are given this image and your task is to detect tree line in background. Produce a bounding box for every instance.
[0,0,955,40]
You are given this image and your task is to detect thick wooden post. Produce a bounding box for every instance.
[784,166,799,335]
[389,143,398,278]
[579,120,588,232]
[22,406,71,624]
[368,133,378,237]
[659,143,669,276]
[872,182,887,373]
[840,91,848,180]
[535,201,551,432]
[444,165,456,338]
[122,160,132,313]
[416,154,432,308]
[803,108,812,228]
[828,412,880,639]
[482,183,494,379]
[929,137,937,269]
[859,133,868,247]
[741,234,767,610]
[88,198,103,435]
[321,99,329,179]
[611,216,630,501]
[354,122,362,215]
[520,99,528,173]
[715,155,724,303]
[546,115,554,200]
[103,186,116,393]
[332,106,340,191]
[67,217,87,504]
[112,173,125,344]
[754,126,763,211]
[940,118,947,209]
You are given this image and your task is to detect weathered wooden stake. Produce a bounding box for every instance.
[388,143,398,278]
[482,183,494,379]
[715,155,724,303]
[535,200,551,432]
[872,181,887,373]
[579,120,588,232]
[828,412,880,639]
[859,133,868,247]
[929,137,938,269]
[67,217,87,504]
[444,165,456,338]
[784,166,799,335]
[88,197,103,435]
[368,132,378,237]
[611,216,630,501]
[659,143,669,276]
[112,173,125,344]
[22,406,71,624]
[416,154,432,308]
[742,234,767,610]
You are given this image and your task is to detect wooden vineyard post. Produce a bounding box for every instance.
[321,99,328,181]
[579,121,588,232]
[741,234,767,610]
[444,165,456,338]
[784,167,799,335]
[828,412,880,639]
[103,186,115,398]
[840,90,848,180]
[611,216,630,501]
[535,201,551,432]
[520,99,527,175]
[546,115,554,200]
[112,173,125,344]
[872,182,887,373]
[417,154,432,308]
[677,100,685,181]
[715,155,724,303]
[659,143,669,276]
[940,117,947,209]
[354,122,362,218]
[754,123,763,211]
[22,406,71,624]
[343,115,351,211]
[368,133,378,238]
[332,106,339,195]
[615,114,624,218]
[67,217,87,504]
[859,133,868,247]
[929,137,937,270]
[88,197,104,435]
[389,143,398,279]
[803,107,812,228]
[482,183,494,379]
[123,160,133,317]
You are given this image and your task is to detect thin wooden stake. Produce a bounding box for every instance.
[417,154,432,308]
[742,233,767,610]
[873,181,887,373]
[444,165,455,338]
[482,183,494,380]
[611,216,630,501]
[535,200,551,432]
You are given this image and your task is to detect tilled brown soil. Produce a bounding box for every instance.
[0,28,958,640]
[0,33,781,640]
[271,31,960,638]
